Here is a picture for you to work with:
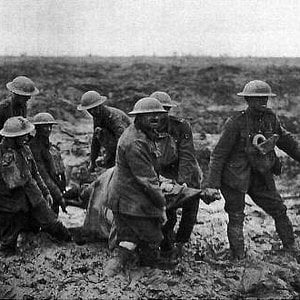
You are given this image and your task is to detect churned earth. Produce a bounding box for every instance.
[1,121,300,300]
[1,56,300,299]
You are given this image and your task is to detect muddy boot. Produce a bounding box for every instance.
[104,246,137,277]
[282,243,300,263]
[227,213,245,260]
[68,226,88,245]
[274,214,295,247]
[43,221,72,242]
[0,243,17,257]
[139,242,177,268]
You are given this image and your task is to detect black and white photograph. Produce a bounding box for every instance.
[1,0,300,298]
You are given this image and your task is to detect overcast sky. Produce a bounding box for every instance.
[1,0,300,57]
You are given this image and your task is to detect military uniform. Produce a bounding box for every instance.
[90,106,131,169]
[29,135,66,215]
[0,138,70,253]
[207,107,300,257]
[0,97,27,130]
[157,115,202,251]
[106,123,165,260]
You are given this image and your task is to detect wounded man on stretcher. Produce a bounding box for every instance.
[68,167,220,245]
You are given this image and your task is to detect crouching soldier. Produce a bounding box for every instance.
[29,112,67,215]
[77,91,131,171]
[104,97,169,276]
[0,116,71,256]
[207,80,300,260]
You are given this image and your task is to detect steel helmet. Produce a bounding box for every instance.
[32,112,57,125]
[6,76,39,96]
[77,91,107,111]
[128,97,167,115]
[0,116,35,137]
[237,80,276,97]
[150,91,177,107]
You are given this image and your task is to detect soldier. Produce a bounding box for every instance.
[29,112,67,215]
[104,97,168,276]
[0,76,39,130]
[150,91,205,257]
[206,80,300,260]
[0,116,71,256]
[77,91,131,171]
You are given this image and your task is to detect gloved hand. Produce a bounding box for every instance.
[200,188,221,205]
[46,194,53,207]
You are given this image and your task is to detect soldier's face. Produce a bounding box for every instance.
[87,105,102,117]
[246,97,269,112]
[15,134,29,147]
[138,113,162,130]
[12,94,31,105]
[36,125,52,137]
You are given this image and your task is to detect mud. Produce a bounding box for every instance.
[1,57,300,299]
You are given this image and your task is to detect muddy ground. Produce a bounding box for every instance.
[1,121,300,299]
[1,56,300,299]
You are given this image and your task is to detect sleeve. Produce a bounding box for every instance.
[90,132,101,166]
[30,144,54,186]
[276,117,300,162]
[177,121,202,187]
[126,140,166,208]
[206,117,239,188]
[110,114,130,140]
[29,149,50,197]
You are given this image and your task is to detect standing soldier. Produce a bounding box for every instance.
[150,91,203,257]
[104,97,168,276]
[29,112,67,215]
[77,91,131,171]
[206,80,300,260]
[0,76,39,129]
[0,116,71,256]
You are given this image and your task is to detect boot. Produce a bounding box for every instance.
[139,242,177,268]
[43,221,72,242]
[0,243,17,257]
[282,243,300,263]
[103,246,137,277]
[227,213,245,260]
[68,226,89,245]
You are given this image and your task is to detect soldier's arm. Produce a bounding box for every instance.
[30,144,53,185]
[177,121,201,187]
[90,132,101,170]
[206,117,239,188]
[276,117,300,161]
[126,140,166,209]
[29,149,51,197]
[109,112,130,139]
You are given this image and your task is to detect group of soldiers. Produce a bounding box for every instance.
[1,75,300,275]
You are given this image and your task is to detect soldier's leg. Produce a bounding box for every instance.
[160,208,177,252]
[221,184,246,259]
[175,197,200,244]
[104,212,139,276]
[0,211,28,254]
[30,200,71,242]
[248,178,294,248]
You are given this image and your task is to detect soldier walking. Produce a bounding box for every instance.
[206,80,300,260]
